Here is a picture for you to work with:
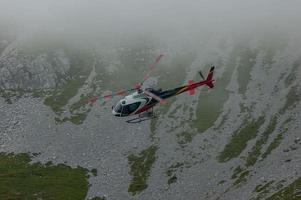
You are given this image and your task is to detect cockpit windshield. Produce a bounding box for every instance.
[113,101,141,116]
[113,102,122,113]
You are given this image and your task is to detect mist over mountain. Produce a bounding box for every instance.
[0,1,300,200]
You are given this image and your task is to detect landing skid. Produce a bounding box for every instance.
[126,109,156,124]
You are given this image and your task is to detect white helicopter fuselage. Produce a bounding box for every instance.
[112,91,153,117]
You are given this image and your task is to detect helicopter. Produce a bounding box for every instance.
[89,55,215,123]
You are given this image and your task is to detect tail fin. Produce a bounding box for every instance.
[205,66,215,88]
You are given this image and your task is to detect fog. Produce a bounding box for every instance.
[1,0,301,48]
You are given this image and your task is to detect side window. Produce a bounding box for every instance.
[121,102,141,116]
[114,103,122,113]
[128,102,141,113]
[122,105,130,115]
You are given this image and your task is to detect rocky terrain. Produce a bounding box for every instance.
[0,33,300,200]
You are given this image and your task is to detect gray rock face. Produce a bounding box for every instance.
[0,40,70,90]
[0,37,300,200]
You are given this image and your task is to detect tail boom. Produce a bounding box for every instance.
[157,66,215,100]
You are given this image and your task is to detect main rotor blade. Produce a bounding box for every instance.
[144,90,167,104]
[88,89,129,104]
[88,96,99,103]
[142,54,164,84]
[89,55,164,105]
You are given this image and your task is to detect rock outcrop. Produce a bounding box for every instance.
[0,39,70,90]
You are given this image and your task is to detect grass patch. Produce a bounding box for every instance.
[166,162,184,177]
[218,180,226,185]
[128,145,158,195]
[261,133,283,159]
[43,48,93,114]
[150,98,176,134]
[285,59,301,87]
[233,170,250,186]
[166,162,184,185]
[90,196,106,200]
[0,89,27,104]
[214,109,231,130]
[254,181,275,193]
[192,47,239,133]
[231,165,244,179]
[280,86,301,114]
[245,117,277,166]
[44,78,87,113]
[55,112,89,125]
[230,165,250,187]
[266,177,301,200]
[236,48,258,95]
[149,53,195,134]
[0,152,90,200]
[218,116,265,163]
[91,168,97,176]
[176,132,195,147]
[167,176,177,185]
[253,181,275,200]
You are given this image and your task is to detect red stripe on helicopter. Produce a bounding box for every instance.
[135,103,156,114]
[188,80,196,95]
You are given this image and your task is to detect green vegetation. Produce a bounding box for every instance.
[150,98,176,134]
[55,112,89,125]
[40,48,96,125]
[176,131,195,147]
[128,145,158,195]
[233,170,249,186]
[218,116,265,163]
[2,45,96,126]
[167,176,177,185]
[90,196,106,200]
[266,177,301,200]
[166,162,184,185]
[280,86,301,114]
[261,133,283,159]
[31,89,51,98]
[253,181,275,200]
[69,94,93,113]
[218,180,226,185]
[255,117,290,160]
[150,53,195,134]
[231,165,244,179]
[192,47,239,133]
[285,59,300,87]
[214,109,231,130]
[245,117,277,167]
[236,48,258,95]
[91,168,98,176]
[253,179,287,200]
[256,35,287,66]
[254,181,275,193]
[0,89,26,104]
[42,47,93,113]
[229,165,250,188]
[0,152,90,200]
[44,78,88,113]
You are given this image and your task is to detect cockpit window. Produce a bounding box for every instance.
[121,102,141,116]
[114,103,122,113]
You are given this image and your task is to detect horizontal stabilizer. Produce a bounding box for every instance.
[205,66,215,88]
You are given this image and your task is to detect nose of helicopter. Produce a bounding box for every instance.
[112,106,121,117]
